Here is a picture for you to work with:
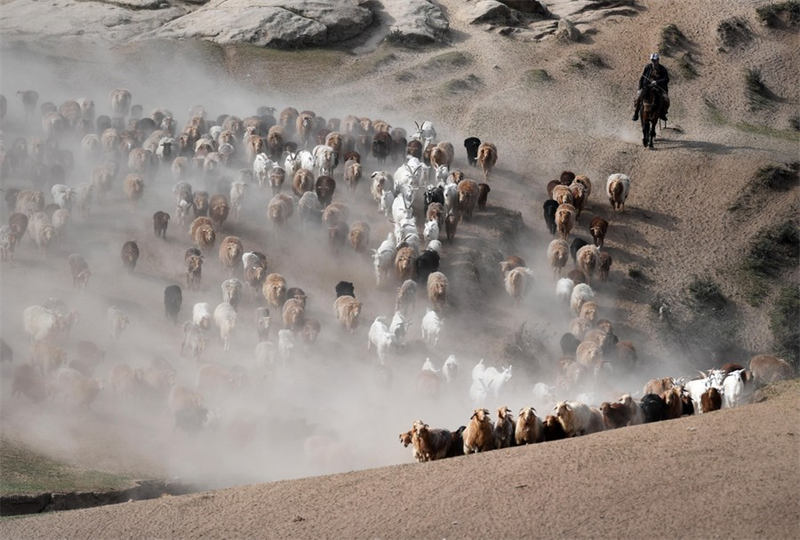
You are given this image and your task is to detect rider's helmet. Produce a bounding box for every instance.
[650,52,660,62]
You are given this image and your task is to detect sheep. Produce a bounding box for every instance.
[9,212,29,238]
[576,341,603,368]
[315,175,336,207]
[620,394,645,425]
[52,367,101,409]
[50,208,70,239]
[191,302,212,330]
[514,407,543,445]
[476,142,497,181]
[504,266,534,302]
[349,221,370,253]
[262,273,287,309]
[209,194,230,230]
[499,255,526,274]
[463,408,495,454]
[333,295,362,333]
[23,306,73,343]
[640,393,668,422]
[213,302,237,351]
[426,202,445,231]
[221,278,243,311]
[168,385,209,432]
[412,423,453,462]
[185,248,204,289]
[191,192,210,218]
[123,174,145,205]
[555,203,576,241]
[552,185,574,206]
[218,236,243,276]
[421,308,443,347]
[0,227,16,261]
[67,253,91,288]
[254,306,272,342]
[722,369,748,409]
[335,281,356,298]
[281,297,306,332]
[163,284,182,324]
[107,306,130,340]
[599,401,632,429]
[109,88,132,116]
[120,240,139,272]
[574,174,592,198]
[16,190,45,217]
[395,279,417,316]
[372,234,396,287]
[463,137,481,165]
[298,191,323,226]
[28,212,55,256]
[190,216,216,251]
[547,239,570,277]
[423,219,439,244]
[700,387,722,413]
[554,400,604,437]
[606,173,631,212]
[493,406,516,449]
[153,211,170,238]
[643,377,676,397]
[322,201,349,227]
[444,211,458,242]
[590,217,609,248]
[312,144,335,176]
[570,283,595,315]
[661,386,684,419]
[457,180,479,221]
[253,153,274,187]
[542,415,568,441]
[368,316,405,364]
[399,430,420,461]
[51,184,76,211]
[426,271,448,312]
[30,342,66,375]
[267,193,294,228]
[749,354,795,384]
[569,181,587,216]
[394,246,416,283]
[556,277,574,305]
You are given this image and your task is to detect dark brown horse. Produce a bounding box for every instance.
[640,81,664,148]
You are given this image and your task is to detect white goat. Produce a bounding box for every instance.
[368,316,407,364]
[213,302,237,352]
[421,308,443,347]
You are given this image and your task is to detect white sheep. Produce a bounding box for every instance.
[570,283,595,315]
[606,173,631,212]
[23,305,68,342]
[372,233,396,287]
[221,278,243,310]
[229,181,247,221]
[423,219,439,243]
[253,153,274,187]
[442,354,459,383]
[389,310,411,346]
[193,302,212,330]
[107,306,129,340]
[554,400,604,437]
[278,328,294,364]
[443,183,458,217]
[368,316,407,365]
[426,239,443,253]
[722,369,747,409]
[213,302,237,352]
[181,322,206,360]
[421,308,443,347]
[556,277,575,305]
[51,184,76,210]
[312,144,335,176]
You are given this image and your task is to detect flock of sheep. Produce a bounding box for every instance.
[0,84,795,478]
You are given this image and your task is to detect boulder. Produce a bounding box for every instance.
[469,0,521,25]
[384,0,449,45]
[555,18,582,42]
[499,0,549,16]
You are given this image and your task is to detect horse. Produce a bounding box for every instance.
[640,80,664,148]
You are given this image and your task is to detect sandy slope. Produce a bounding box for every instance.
[3,384,798,538]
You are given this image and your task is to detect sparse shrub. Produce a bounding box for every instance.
[770,286,800,367]
[717,17,753,47]
[384,28,405,45]
[442,74,482,94]
[523,69,552,85]
[395,71,416,82]
[422,51,472,70]
[568,50,606,71]
[756,1,800,27]
[790,115,800,131]
[746,68,777,110]
[628,267,645,280]
[687,276,727,313]
[741,220,799,305]
[659,24,688,56]
[754,162,800,190]
[677,53,698,79]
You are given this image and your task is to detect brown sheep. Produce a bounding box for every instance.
[597,251,613,282]
[190,216,216,251]
[578,301,598,324]
[322,202,349,227]
[477,183,491,210]
[599,401,632,429]
[576,341,602,368]
[153,211,169,239]
[615,341,637,371]
[569,317,592,340]
[552,185,574,206]
[590,217,609,248]
[218,236,243,276]
[463,408,495,454]
[193,191,210,217]
[426,202,445,230]
[574,174,592,198]
[267,193,294,228]
[499,255,526,274]
[343,159,362,191]
[68,253,91,288]
[427,271,448,311]
[328,222,349,254]
[568,268,586,284]
[568,182,587,216]
[542,414,567,441]
[643,377,674,396]
[8,212,29,238]
[476,142,497,181]
[91,163,116,198]
[493,406,515,449]
[302,318,321,344]
[395,279,417,316]
[296,112,315,146]
[412,423,453,462]
[209,194,230,230]
[262,273,287,309]
[701,387,722,413]
[333,295,362,333]
[504,266,534,303]
[293,168,315,197]
[394,246,416,282]
[444,212,458,242]
[606,173,631,212]
[127,147,154,178]
[282,298,306,332]
[15,189,45,217]
[457,180,479,221]
[749,354,795,384]
[269,166,286,195]
[515,407,543,445]
[662,386,683,420]
[547,239,569,277]
[576,244,599,284]
[555,203,576,241]
[120,240,139,272]
[185,248,203,289]
[315,175,336,207]
[349,221,370,253]
[123,174,144,205]
[109,88,131,116]
[406,139,423,159]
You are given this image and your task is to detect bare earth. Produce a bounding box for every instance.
[1,0,799,537]
[3,384,799,538]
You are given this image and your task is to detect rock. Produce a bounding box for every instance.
[555,17,581,42]
[383,0,449,45]
[469,0,521,25]
[150,0,374,48]
[499,0,550,16]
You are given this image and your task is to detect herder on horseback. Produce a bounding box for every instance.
[632,53,670,122]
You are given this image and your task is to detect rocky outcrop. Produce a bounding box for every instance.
[383,0,449,45]
[469,1,522,25]
[554,17,582,42]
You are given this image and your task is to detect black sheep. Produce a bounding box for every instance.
[415,249,440,285]
[335,281,355,298]
[570,237,589,263]
[446,426,467,458]
[464,137,481,166]
[640,394,668,423]
[424,185,445,213]
[542,199,559,235]
[164,285,182,324]
[560,333,581,356]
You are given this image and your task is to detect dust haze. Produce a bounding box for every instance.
[1,42,704,490]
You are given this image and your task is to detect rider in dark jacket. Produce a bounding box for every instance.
[632,53,670,121]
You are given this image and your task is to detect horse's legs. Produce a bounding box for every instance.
[649,120,656,148]
[641,117,648,147]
